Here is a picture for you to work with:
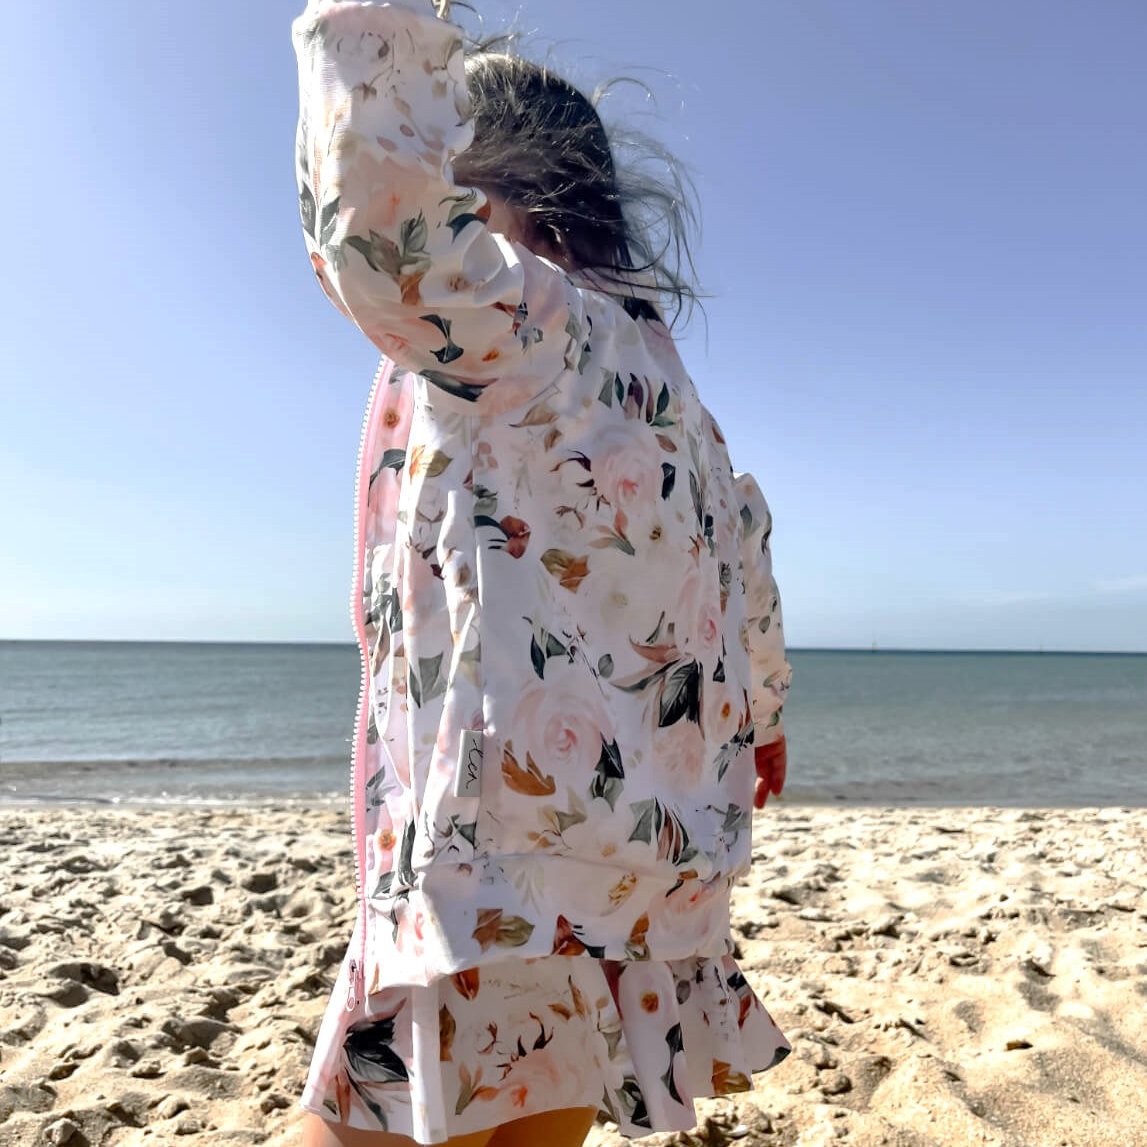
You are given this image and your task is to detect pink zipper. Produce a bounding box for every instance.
[346,355,395,1012]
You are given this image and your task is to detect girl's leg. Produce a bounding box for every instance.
[299,1113,495,1147]
[487,1107,597,1147]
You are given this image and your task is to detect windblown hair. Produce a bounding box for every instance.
[452,43,702,327]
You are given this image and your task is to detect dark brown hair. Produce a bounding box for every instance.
[452,45,702,326]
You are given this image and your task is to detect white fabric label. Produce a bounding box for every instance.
[454,730,484,798]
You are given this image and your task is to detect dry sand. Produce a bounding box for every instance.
[1,805,1144,1147]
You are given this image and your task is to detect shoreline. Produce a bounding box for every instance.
[6,638,1147,654]
[2,805,1145,1146]
[3,792,1145,811]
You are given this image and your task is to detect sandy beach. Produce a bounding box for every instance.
[1,804,1143,1147]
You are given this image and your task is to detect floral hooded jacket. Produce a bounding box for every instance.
[292,0,790,996]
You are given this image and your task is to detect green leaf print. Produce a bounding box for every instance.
[431,814,479,856]
[344,1018,410,1086]
[473,908,535,952]
[598,738,624,779]
[722,803,751,836]
[400,213,428,255]
[577,339,593,374]
[660,463,676,500]
[625,936,651,962]
[592,777,623,810]
[671,828,698,867]
[420,314,464,365]
[421,371,485,403]
[346,230,429,278]
[662,1022,685,1105]
[299,181,317,240]
[443,189,485,239]
[610,661,673,695]
[510,401,559,428]
[365,766,397,806]
[409,446,453,479]
[629,799,656,846]
[384,588,402,635]
[319,195,340,247]
[454,1063,499,1115]
[597,372,616,407]
[407,654,446,707]
[590,738,625,810]
[447,212,483,238]
[473,485,498,518]
[526,623,572,680]
[588,529,636,557]
[418,653,446,704]
[570,923,608,960]
[496,915,535,947]
[644,613,667,645]
[625,375,644,417]
[715,743,734,779]
[658,660,702,727]
[397,820,416,887]
[597,654,614,679]
[719,561,733,595]
[689,469,704,529]
[628,797,697,865]
[715,725,750,781]
[554,801,588,834]
[616,1076,651,1130]
[369,449,406,493]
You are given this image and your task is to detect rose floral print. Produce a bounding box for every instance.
[292,0,791,1139]
[305,954,789,1140]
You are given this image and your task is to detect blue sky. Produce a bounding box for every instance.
[3,0,1145,650]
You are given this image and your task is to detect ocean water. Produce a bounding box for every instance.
[1,642,1144,807]
[0,642,357,806]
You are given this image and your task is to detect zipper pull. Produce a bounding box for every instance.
[345,959,360,1012]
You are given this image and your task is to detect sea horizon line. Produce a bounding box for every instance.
[1,639,1145,657]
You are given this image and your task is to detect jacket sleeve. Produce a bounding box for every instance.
[292,0,586,406]
[734,472,791,746]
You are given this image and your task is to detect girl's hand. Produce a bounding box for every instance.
[753,737,787,809]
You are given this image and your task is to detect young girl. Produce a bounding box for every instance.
[292,2,792,1144]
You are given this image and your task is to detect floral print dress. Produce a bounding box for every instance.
[305,950,789,1141]
[292,1,792,1140]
